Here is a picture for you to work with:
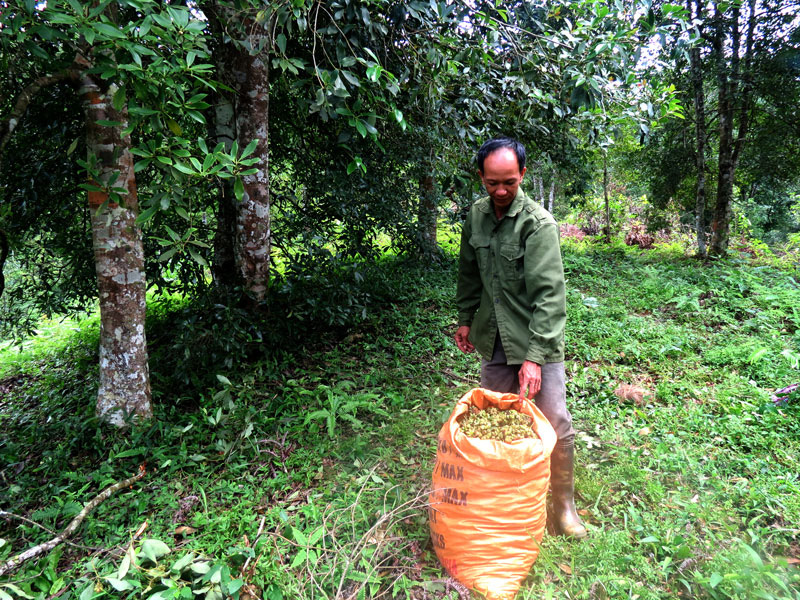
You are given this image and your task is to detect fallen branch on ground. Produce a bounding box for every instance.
[0,465,146,578]
[440,368,479,384]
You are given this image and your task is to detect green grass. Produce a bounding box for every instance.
[1,239,799,600]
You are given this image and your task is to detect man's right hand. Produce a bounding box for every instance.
[455,325,474,353]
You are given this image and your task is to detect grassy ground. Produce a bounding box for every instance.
[1,237,799,600]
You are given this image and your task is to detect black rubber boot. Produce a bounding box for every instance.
[549,440,588,539]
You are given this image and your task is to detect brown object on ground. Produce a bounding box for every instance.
[0,466,146,577]
[614,384,648,405]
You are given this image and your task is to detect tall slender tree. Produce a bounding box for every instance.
[708,0,758,255]
[688,0,709,257]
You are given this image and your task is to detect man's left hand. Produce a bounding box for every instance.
[518,360,541,401]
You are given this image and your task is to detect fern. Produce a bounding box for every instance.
[31,505,61,523]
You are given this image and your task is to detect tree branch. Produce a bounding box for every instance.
[0,69,82,178]
[0,466,146,577]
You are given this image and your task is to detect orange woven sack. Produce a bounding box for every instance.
[429,388,557,600]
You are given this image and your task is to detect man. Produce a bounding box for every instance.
[454,137,587,539]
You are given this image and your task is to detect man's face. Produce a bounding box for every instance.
[478,148,526,211]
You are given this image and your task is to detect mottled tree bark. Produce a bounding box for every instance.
[603,154,610,243]
[546,179,555,214]
[81,75,152,425]
[533,174,544,205]
[204,1,270,300]
[211,92,238,288]
[709,0,756,256]
[228,32,271,300]
[418,169,438,252]
[689,0,708,257]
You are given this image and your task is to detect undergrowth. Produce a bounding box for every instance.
[1,242,799,599]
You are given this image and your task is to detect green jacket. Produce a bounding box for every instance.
[456,188,566,365]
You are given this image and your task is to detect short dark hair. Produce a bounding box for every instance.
[476,137,526,173]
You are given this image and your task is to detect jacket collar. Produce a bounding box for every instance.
[478,188,527,218]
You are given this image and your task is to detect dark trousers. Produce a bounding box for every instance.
[480,334,575,442]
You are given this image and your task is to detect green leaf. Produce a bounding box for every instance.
[742,543,764,567]
[164,225,181,242]
[308,527,324,545]
[136,204,159,225]
[78,584,95,600]
[216,374,232,386]
[94,22,126,39]
[638,536,658,543]
[234,178,244,202]
[709,572,723,588]
[171,552,195,573]
[172,162,195,175]
[203,564,223,584]
[291,527,308,546]
[105,578,135,592]
[166,118,183,136]
[112,86,126,111]
[186,110,205,124]
[140,539,171,564]
[189,248,208,267]
[241,139,258,159]
[290,550,307,569]
[114,447,146,458]
[276,33,287,54]
[2,584,33,600]
[66,138,79,156]
[48,12,76,24]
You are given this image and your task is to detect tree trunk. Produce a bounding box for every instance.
[603,153,610,243]
[231,37,271,301]
[418,156,438,253]
[709,4,736,256]
[211,92,238,288]
[710,123,735,255]
[709,0,755,255]
[533,173,544,205]
[81,76,152,425]
[546,178,555,214]
[207,1,271,300]
[689,0,708,257]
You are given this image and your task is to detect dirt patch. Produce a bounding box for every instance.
[0,374,40,419]
[0,373,35,398]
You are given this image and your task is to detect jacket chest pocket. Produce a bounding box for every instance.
[469,234,491,272]
[500,243,525,280]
